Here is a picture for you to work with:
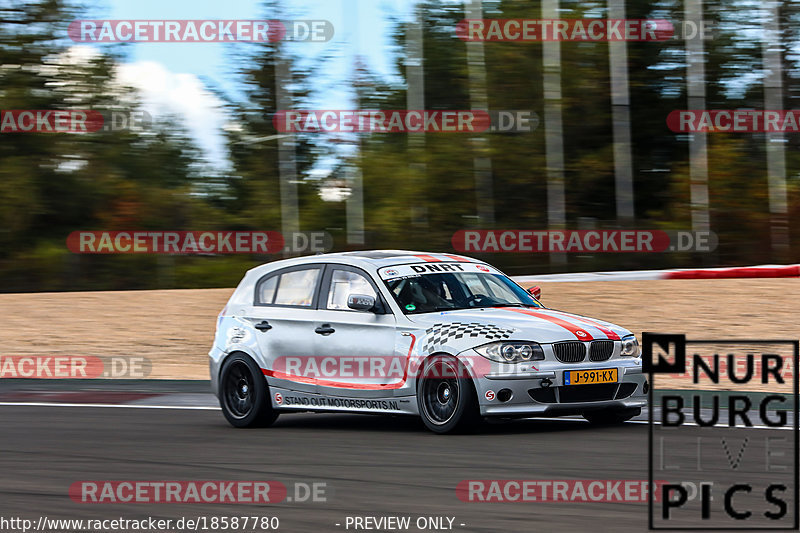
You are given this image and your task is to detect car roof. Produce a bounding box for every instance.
[244,250,484,277]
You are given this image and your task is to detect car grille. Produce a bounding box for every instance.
[553,342,586,363]
[528,383,639,404]
[589,340,614,362]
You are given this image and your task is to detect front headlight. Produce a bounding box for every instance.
[620,335,640,357]
[475,341,545,363]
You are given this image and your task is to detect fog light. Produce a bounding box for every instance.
[497,389,513,402]
[540,378,552,388]
[643,380,649,394]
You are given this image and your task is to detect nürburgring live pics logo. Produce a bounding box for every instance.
[644,333,798,530]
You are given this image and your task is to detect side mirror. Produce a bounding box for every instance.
[347,294,376,312]
[527,286,541,300]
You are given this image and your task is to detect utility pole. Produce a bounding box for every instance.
[348,60,367,246]
[406,2,427,228]
[273,2,299,252]
[762,0,789,260]
[684,0,710,238]
[608,0,635,224]
[274,55,300,241]
[542,0,566,266]
[464,0,495,225]
[345,0,365,246]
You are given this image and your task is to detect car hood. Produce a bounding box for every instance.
[407,307,632,349]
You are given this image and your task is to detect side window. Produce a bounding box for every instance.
[258,275,278,304]
[274,268,320,306]
[326,269,377,310]
[256,267,320,307]
[462,273,488,297]
[483,276,518,301]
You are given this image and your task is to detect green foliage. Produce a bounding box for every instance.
[1,0,799,292]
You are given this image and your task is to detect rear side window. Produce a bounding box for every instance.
[258,276,278,304]
[256,267,321,307]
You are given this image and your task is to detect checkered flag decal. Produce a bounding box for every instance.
[422,322,515,353]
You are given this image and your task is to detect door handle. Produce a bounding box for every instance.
[314,324,335,336]
[254,320,273,332]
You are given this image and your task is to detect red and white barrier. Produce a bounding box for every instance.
[512,264,800,283]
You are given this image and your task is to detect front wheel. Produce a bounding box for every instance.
[583,407,641,425]
[417,355,481,434]
[219,353,279,428]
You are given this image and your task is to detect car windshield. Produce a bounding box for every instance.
[384,272,543,314]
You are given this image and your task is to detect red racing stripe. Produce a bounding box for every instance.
[413,254,442,262]
[547,310,620,340]
[442,254,472,262]
[503,308,594,340]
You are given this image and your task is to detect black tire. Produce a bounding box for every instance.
[417,355,481,434]
[583,407,641,425]
[219,353,279,428]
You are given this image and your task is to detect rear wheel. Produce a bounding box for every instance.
[583,407,641,425]
[219,353,279,428]
[417,355,480,434]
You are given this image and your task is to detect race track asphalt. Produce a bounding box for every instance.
[0,383,795,532]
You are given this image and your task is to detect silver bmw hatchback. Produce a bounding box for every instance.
[210,250,647,433]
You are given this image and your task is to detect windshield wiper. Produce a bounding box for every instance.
[483,303,537,308]
[406,305,460,314]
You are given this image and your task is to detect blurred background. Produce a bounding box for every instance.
[1,0,798,292]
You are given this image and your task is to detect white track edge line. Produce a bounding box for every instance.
[0,402,792,430]
[0,401,220,410]
[529,416,793,431]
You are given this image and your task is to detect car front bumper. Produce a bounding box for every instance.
[209,346,225,398]
[468,355,648,417]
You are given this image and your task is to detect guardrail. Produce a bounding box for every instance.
[512,263,800,283]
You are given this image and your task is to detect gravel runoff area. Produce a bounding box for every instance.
[0,279,796,390]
